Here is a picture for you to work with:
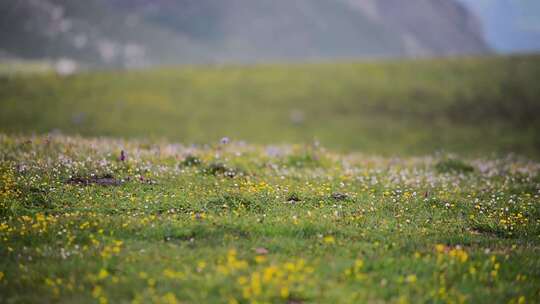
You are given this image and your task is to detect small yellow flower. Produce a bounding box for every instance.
[237,276,248,285]
[435,244,446,253]
[323,236,335,244]
[197,260,207,271]
[97,269,109,280]
[161,292,179,304]
[280,286,290,298]
[405,274,417,284]
[92,286,103,298]
[255,255,267,264]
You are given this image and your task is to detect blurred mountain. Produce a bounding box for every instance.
[0,0,209,67]
[0,0,489,67]
[458,0,540,53]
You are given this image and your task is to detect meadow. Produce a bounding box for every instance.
[1,54,539,157]
[0,55,539,303]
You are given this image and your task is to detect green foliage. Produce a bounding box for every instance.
[180,155,202,167]
[435,158,474,174]
[286,153,322,168]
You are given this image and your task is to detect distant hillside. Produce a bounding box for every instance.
[0,0,489,66]
[0,0,208,67]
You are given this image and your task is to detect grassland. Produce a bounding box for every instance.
[1,54,539,157]
[1,55,540,303]
[1,134,539,303]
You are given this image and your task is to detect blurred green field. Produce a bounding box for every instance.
[1,54,539,156]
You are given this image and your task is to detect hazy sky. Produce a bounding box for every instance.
[458,0,540,52]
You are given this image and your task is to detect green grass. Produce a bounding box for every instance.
[0,60,54,76]
[0,134,539,303]
[1,55,540,303]
[1,54,539,157]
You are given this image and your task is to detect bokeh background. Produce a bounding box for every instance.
[1,0,539,157]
